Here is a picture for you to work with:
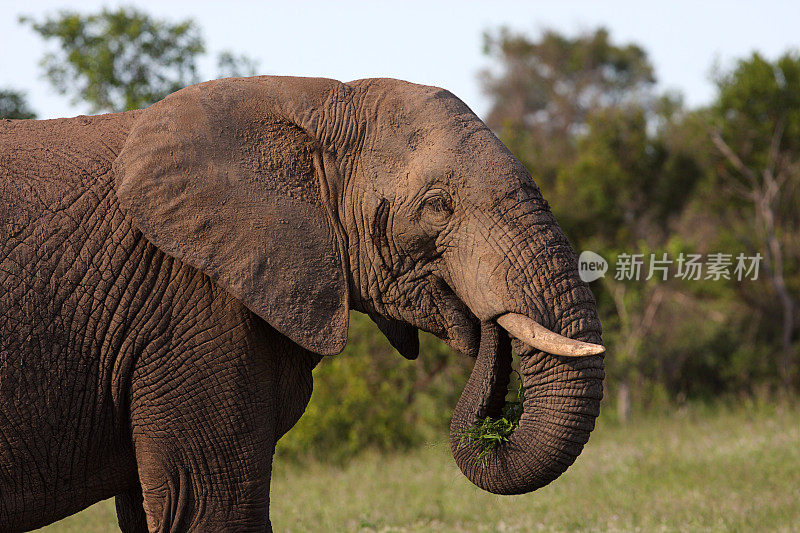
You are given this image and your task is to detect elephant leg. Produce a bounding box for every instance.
[130,399,276,532]
[116,485,148,533]
[133,439,274,532]
[128,340,278,531]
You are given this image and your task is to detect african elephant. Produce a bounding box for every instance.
[0,76,604,531]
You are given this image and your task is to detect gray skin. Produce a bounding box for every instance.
[0,76,603,531]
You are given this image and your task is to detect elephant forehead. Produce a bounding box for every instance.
[359,81,484,149]
[354,80,535,201]
[406,130,527,190]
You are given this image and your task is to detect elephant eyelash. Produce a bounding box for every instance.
[425,196,449,213]
[420,191,453,217]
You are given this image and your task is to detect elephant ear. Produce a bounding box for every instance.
[113,78,349,355]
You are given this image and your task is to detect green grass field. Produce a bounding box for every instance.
[37,401,800,532]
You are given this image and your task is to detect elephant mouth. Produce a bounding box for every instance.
[431,274,603,360]
[494,313,605,357]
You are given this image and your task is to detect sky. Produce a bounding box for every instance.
[2,0,799,120]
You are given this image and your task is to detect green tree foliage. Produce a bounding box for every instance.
[556,101,706,414]
[481,27,655,189]
[707,52,800,388]
[21,7,259,113]
[555,99,701,244]
[216,51,260,79]
[0,89,36,119]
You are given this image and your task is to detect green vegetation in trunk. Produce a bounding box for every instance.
[456,372,524,465]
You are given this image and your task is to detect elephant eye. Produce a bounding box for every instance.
[420,190,453,224]
[426,196,448,213]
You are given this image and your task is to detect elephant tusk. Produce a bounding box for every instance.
[496,313,605,357]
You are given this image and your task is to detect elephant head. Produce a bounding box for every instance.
[114,76,604,495]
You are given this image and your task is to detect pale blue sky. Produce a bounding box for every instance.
[2,0,799,119]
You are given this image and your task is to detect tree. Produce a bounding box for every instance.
[216,51,260,79]
[0,89,36,119]
[709,52,800,389]
[556,101,705,417]
[21,7,259,113]
[481,27,656,188]
[554,99,699,244]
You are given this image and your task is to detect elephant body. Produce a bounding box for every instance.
[0,76,604,531]
[1,114,319,530]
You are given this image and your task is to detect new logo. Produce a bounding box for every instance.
[578,251,608,282]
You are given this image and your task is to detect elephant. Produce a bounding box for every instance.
[0,75,604,531]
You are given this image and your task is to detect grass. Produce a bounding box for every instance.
[455,375,525,465]
[37,400,800,532]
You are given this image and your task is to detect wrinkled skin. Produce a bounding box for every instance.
[0,76,603,531]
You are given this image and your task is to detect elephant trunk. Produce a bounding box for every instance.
[449,307,604,495]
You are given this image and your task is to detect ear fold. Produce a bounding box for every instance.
[370,314,419,360]
[113,78,349,355]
